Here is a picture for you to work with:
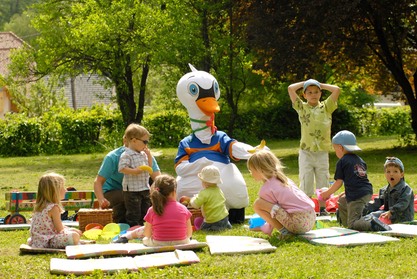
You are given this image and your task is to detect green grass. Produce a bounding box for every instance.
[1,136,417,278]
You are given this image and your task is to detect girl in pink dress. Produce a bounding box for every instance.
[27,173,82,248]
[247,150,316,240]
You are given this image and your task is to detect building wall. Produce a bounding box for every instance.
[0,32,116,117]
[62,75,115,109]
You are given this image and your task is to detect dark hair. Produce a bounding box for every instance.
[150,174,176,215]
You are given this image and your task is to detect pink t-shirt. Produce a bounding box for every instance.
[144,200,192,241]
[259,177,315,213]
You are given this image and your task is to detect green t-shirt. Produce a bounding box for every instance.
[293,96,337,152]
[190,186,229,223]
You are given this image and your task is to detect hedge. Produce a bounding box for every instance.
[0,105,412,157]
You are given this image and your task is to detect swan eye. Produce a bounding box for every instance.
[188,83,199,96]
[213,81,219,95]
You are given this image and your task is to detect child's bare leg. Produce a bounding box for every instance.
[253,198,284,231]
[72,232,80,245]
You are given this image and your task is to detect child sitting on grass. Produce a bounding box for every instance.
[182,165,232,231]
[247,150,316,240]
[364,157,414,227]
[113,174,193,246]
[28,173,82,248]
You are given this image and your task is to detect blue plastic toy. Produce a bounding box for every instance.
[248,214,266,229]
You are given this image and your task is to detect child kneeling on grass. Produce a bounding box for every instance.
[247,150,316,240]
[321,130,390,231]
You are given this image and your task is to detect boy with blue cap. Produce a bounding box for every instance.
[367,157,414,225]
[288,79,341,215]
[319,130,384,231]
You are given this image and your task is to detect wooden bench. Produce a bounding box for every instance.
[3,190,96,224]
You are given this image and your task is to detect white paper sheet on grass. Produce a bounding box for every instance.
[50,250,200,275]
[300,227,399,246]
[206,235,276,255]
[0,221,78,231]
[379,224,417,238]
[310,232,399,246]
[65,239,207,259]
[300,227,358,241]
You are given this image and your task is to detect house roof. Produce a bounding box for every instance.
[0,32,27,76]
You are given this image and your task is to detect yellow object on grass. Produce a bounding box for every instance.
[83,228,102,240]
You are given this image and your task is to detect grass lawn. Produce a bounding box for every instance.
[0,136,416,278]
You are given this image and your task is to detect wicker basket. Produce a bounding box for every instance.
[77,208,113,231]
[188,208,203,225]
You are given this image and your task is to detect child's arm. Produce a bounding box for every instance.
[320,179,343,200]
[287,81,304,104]
[186,219,193,239]
[143,222,152,238]
[49,205,65,233]
[321,83,341,102]
[382,186,414,219]
[143,147,153,167]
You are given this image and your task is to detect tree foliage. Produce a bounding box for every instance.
[240,0,417,135]
[9,0,169,126]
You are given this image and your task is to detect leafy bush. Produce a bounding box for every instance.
[0,104,412,156]
[0,113,42,156]
[143,110,191,148]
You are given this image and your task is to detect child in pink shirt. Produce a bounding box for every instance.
[248,150,316,239]
[113,174,192,246]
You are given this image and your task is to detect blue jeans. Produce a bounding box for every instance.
[200,216,232,231]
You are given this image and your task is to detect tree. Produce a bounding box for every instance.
[241,0,417,136]
[6,75,67,117]
[0,0,32,30]
[9,0,167,126]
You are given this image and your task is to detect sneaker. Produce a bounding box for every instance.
[112,236,129,244]
[279,228,294,240]
[319,209,330,216]
[370,216,392,231]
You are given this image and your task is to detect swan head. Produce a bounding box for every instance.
[176,64,220,117]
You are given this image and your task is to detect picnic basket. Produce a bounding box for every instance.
[78,209,113,231]
[188,208,203,225]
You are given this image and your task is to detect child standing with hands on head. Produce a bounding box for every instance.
[288,79,341,215]
[247,150,316,240]
[183,165,232,231]
[118,123,155,227]
[28,173,82,248]
[113,174,192,245]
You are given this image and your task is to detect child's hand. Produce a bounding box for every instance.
[380,211,392,219]
[319,189,330,201]
[179,196,191,206]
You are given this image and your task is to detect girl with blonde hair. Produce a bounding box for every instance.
[247,150,316,239]
[28,173,82,248]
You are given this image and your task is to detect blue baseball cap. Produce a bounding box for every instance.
[384,157,404,172]
[303,79,321,92]
[332,130,361,152]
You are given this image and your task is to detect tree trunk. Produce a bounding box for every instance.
[136,56,150,124]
